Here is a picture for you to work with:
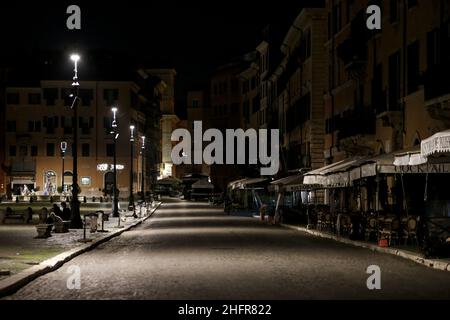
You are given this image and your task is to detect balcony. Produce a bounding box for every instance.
[424,64,450,125]
[337,110,376,141]
[11,160,36,176]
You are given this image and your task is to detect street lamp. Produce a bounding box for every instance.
[60,141,67,196]
[141,135,146,203]
[129,125,137,218]
[110,107,120,225]
[69,53,82,229]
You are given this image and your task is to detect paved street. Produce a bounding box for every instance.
[4,198,450,300]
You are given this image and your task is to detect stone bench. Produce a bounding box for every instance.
[1,208,32,224]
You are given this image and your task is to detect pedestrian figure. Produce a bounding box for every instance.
[61,202,71,221]
[266,202,276,225]
[39,207,49,224]
[52,203,63,218]
[26,207,33,224]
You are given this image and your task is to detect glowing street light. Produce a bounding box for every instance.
[129,124,137,217]
[68,53,82,229]
[141,135,146,202]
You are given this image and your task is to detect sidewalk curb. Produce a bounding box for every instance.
[0,202,162,298]
[280,223,450,272]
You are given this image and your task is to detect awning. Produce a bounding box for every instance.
[270,174,304,192]
[347,153,401,182]
[303,160,348,185]
[228,177,268,190]
[270,174,303,186]
[191,179,214,189]
[156,176,181,185]
[421,129,450,157]
[394,146,427,167]
[321,157,365,187]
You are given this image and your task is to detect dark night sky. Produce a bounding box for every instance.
[0,0,323,116]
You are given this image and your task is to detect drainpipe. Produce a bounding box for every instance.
[330,0,336,163]
[401,0,408,146]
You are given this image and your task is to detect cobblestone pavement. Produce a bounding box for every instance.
[0,201,149,279]
[4,198,450,300]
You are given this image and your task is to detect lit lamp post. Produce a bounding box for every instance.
[141,135,146,203]
[129,125,137,218]
[69,54,82,229]
[111,107,120,225]
[60,141,67,196]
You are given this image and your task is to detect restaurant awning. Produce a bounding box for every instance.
[394,146,427,166]
[228,177,268,190]
[321,157,365,187]
[351,153,397,180]
[302,160,348,185]
[421,129,450,157]
[156,176,181,185]
[270,174,303,192]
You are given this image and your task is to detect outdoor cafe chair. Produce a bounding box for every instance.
[402,216,419,246]
[365,217,378,241]
[380,217,400,246]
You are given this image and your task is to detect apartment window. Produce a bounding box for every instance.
[332,4,341,35]
[250,76,256,90]
[231,79,239,93]
[192,99,199,108]
[43,116,58,134]
[79,89,94,107]
[106,144,114,157]
[6,93,19,104]
[28,93,41,105]
[388,51,401,110]
[372,64,384,112]
[104,89,119,106]
[427,29,440,67]
[305,29,311,59]
[6,120,16,132]
[79,116,93,135]
[63,88,73,106]
[19,145,27,157]
[407,41,420,94]
[389,0,399,23]
[82,143,90,157]
[104,117,113,132]
[252,96,260,113]
[81,177,91,186]
[346,0,351,24]
[31,146,38,157]
[28,121,42,132]
[46,143,55,157]
[9,146,16,157]
[43,88,58,106]
[408,0,417,9]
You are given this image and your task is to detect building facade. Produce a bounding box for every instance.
[2,72,167,199]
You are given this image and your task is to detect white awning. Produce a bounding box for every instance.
[394,146,428,167]
[421,129,450,157]
[271,174,303,186]
[228,177,268,190]
[303,160,347,185]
